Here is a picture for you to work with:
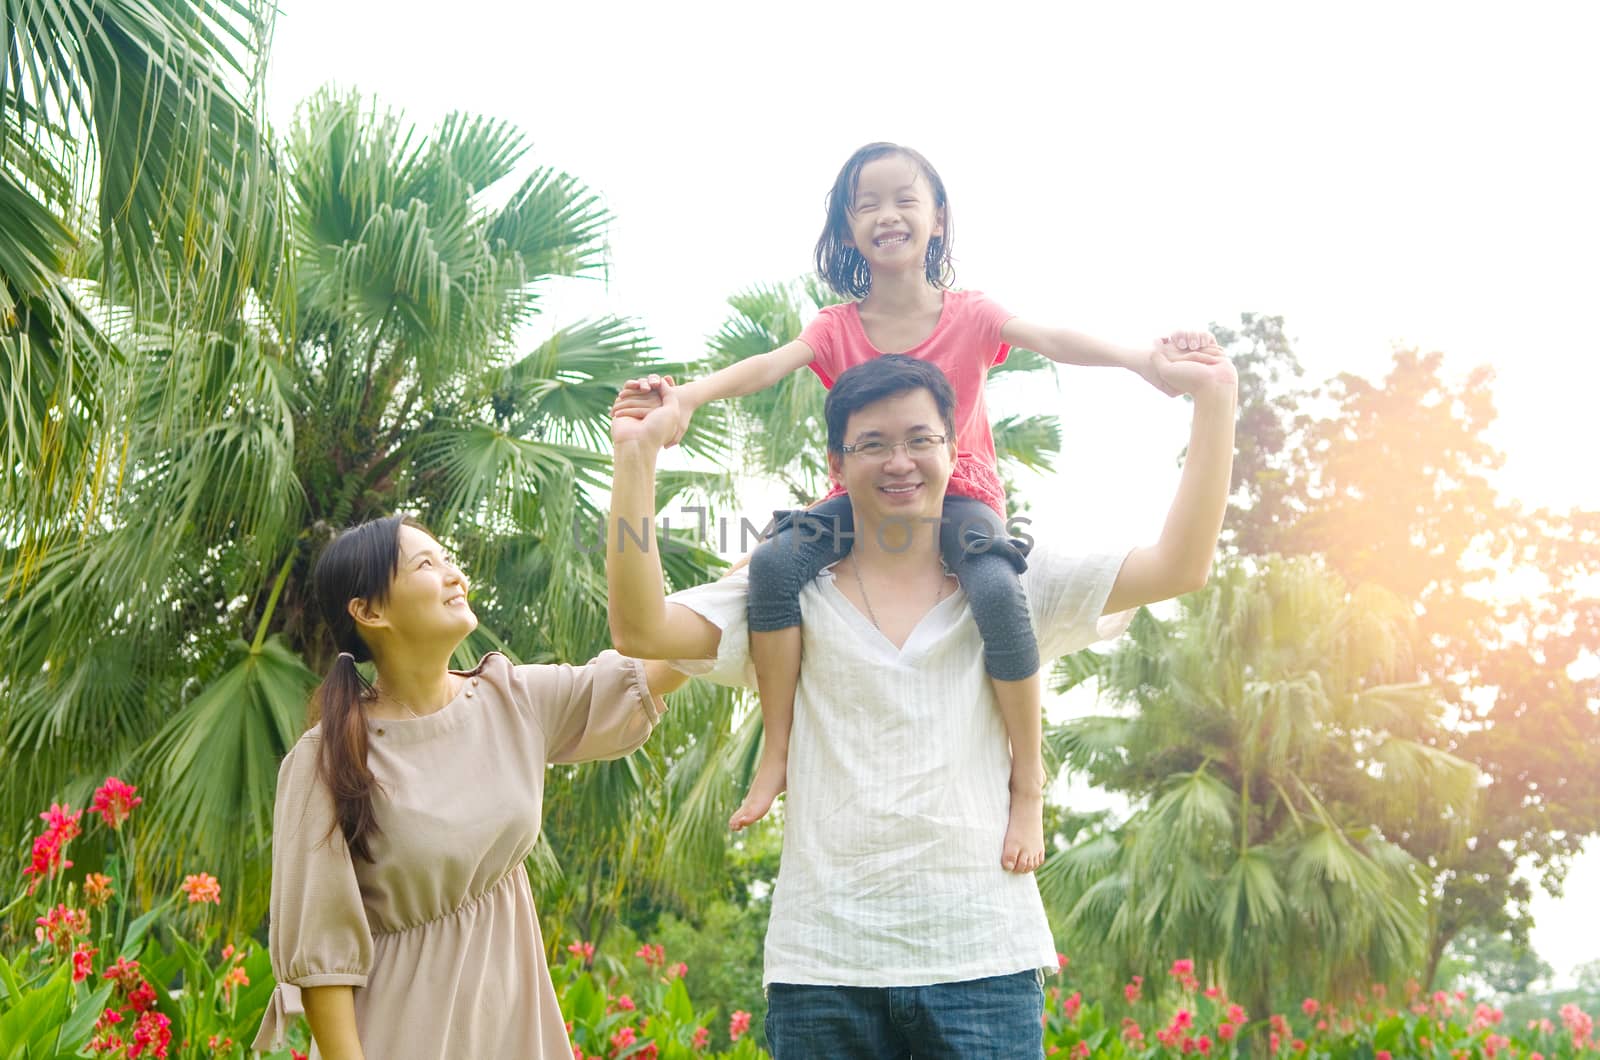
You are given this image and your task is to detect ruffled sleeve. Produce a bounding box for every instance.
[517,650,664,765]
[251,736,373,1052]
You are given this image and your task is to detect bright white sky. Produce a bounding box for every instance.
[265,0,1598,984]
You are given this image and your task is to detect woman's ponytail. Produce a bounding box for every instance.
[314,650,381,862]
[307,514,416,863]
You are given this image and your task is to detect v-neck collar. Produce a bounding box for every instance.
[817,563,963,661]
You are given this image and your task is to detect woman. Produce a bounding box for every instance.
[252,515,685,1058]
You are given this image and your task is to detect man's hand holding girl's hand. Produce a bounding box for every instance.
[612,375,695,447]
[610,375,684,451]
[1136,330,1226,397]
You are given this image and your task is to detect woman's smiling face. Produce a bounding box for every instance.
[353,524,478,648]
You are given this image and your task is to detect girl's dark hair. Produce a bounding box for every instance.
[309,513,422,862]
[824,354,958,453]
[815,142,955,299]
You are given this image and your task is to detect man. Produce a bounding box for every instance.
[607,338,1236,1057]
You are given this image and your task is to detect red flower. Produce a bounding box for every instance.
[105,956,141,985]
[128,981,159,1013]
[1217,1022,1236,1042]
[1170,958,1195,978]
[1073,1043,1090,1059]
[1064,991,1082,1021]
[180,872,221,905]
[1291,1039,1306,1052]
[1301,998,1319,1016]
[615,994,636,1012]
[692,1027,711,1049]
[609,1026,637,1051]
[1057,952,1070,972]
[129,1010,171,1058]
[729,1009,752,1042]
[84,872,115,908]
[1198,1034,1213,1055]
[73,944,98,982]
[1376,1051,1393,1060]
[91,777,142,830]
[22,804,83,892]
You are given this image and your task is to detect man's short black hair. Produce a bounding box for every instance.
[824,355,959,453]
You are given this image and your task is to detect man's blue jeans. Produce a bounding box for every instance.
[765,970,1045,1058]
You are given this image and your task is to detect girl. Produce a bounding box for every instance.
[252,515,684,1059]
[617,142,1209,874]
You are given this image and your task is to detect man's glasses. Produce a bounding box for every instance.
[839,434,949,462]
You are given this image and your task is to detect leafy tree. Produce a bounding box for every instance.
[0,91,725,929]
[1,0,284,555]
[1212,336,1600,987]
[1042,557,1478,1029]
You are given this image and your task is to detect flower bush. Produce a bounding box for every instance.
[0,778,300,1059]
[1042,956,1599,1059]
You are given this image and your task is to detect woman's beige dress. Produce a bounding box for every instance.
[252,651,659,1059]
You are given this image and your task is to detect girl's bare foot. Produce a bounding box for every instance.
[730,755,786,831]
[1001,776,1046,873]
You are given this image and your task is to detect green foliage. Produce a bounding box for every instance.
[1043,557,1478,1019]
[0,90,725,934]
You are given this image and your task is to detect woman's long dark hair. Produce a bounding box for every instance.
[814,142,955,299]
[309,514,421,862]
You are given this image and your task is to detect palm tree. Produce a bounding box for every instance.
[0,90,728,928]
[1,0,284,558]
[1039,556,1479,1032]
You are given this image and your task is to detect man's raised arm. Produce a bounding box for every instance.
[1103,333,1240,615]
[607,375,724,660]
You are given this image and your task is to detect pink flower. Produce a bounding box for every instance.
[729,1010,752,1042]
[1124,978,1143,1003]
[91,777,142,830]
[1217,1023,1236,1042]
[1226,1003,1247,1024]
[181,872,221,905]
[566,940,595,960]
[1064,991,1082,1021]
[635,942,666,966]
[692,1027,711,1049]
[1073,1043,1090,1059]
[1204,986,1222,999]
[615,994,636,1011]
[1291,1038,1306,1052]
[1057,952,1070,972]
[1198,1034,1213,1055]
[1171,958,1195,978]
[669,961,688,979]
[35,904,90,947]
[128,981,159,1013]
[1301,998,1319,1016]
[84,872,115,908]
[609,1026,637,1051]
[1376,1051,1392,1060]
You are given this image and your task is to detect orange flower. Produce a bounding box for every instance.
[181,872,221,905]
[84,872,115,908]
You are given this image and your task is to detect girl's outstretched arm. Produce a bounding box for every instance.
[613,339,816,445]
[1002,318,1216,396]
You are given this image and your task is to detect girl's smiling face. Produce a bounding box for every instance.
[846,155,945,277]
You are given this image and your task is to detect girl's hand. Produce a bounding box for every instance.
[1137,331,1224,396]
[612,376,695,446]
[1152,335,1237,397]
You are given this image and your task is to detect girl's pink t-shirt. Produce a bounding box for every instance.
[798,289,1013,516]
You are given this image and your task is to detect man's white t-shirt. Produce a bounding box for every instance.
[666,545,1134,988]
